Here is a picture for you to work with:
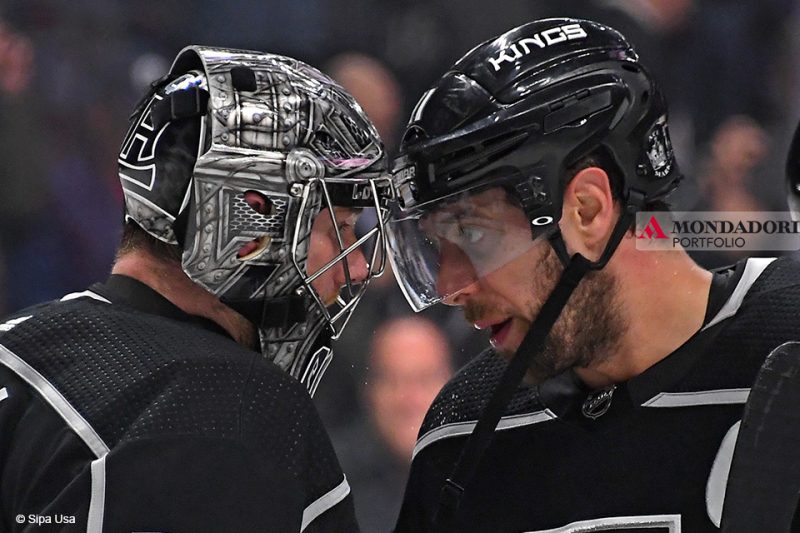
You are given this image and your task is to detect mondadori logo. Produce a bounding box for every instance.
[635,212,800,251]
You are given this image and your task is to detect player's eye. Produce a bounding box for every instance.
[459,225,485,245]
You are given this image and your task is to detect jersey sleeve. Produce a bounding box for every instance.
[98,433,359,532]
[240,361,360,532]
[98,435,306,532]
[393,446,448,533]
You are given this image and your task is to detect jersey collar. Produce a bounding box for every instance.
[538,257,757,417]
[89,274,234,340]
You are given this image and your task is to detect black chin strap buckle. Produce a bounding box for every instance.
[626,189,647,214]
[151,87,210,130]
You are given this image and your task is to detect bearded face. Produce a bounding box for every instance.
[428,187,627,382]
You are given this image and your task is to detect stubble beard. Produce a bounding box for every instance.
[524,247,626,382]
[462,246,627,384]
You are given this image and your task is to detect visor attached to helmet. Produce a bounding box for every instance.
[387,171,556,311]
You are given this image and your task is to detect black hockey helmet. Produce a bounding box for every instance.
[787,119,800,221]
[388,18,682,310]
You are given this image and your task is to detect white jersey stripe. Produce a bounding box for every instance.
[0,315,33,332]
[706,421,740,527]
[523,514,681,532]
[87,455,108,533]
[413,409,557,460]
[703,257,775,331]
[60,291,111,304]
[300,475,350,532]
[0,344,109,457]
[642,388,750,408]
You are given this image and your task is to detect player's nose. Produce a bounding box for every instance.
[436,242,478,306]
[335,248,369,287]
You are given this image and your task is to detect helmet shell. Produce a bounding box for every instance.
[394,18,681,230]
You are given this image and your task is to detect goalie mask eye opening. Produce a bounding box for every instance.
[292,178,392,338]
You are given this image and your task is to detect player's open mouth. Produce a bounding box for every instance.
[490,318,513,348]
[237,235,272,261]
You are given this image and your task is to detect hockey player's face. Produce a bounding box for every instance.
[307,207,369,306]
[434,188,623,381]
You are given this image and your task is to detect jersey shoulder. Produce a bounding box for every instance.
[418,348,542,436]
[0,295,313,448]
[683,256,800,391]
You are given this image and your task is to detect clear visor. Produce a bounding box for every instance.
[387,186,554,311]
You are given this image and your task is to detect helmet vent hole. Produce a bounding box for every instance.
[244,190,274,215]
[230,194,287,241]
[641,91,650,104]
[437,131,529,179]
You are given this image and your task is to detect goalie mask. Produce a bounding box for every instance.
[118,46,393,395]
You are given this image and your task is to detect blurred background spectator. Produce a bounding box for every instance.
[332,316,453,531]
[1,2,800,530]
[687,115,781,268]
[326,52,403,148]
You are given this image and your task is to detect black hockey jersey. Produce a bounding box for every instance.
[0,275,358,532]
[395,256,800,532]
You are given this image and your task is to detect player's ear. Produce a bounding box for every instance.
[559,166,616,260]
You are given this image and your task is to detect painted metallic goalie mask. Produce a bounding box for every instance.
[118,46,393,395]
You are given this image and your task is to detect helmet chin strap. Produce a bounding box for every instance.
[434,191,644,530]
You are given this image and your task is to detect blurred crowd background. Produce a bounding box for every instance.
[1,0,799,530]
